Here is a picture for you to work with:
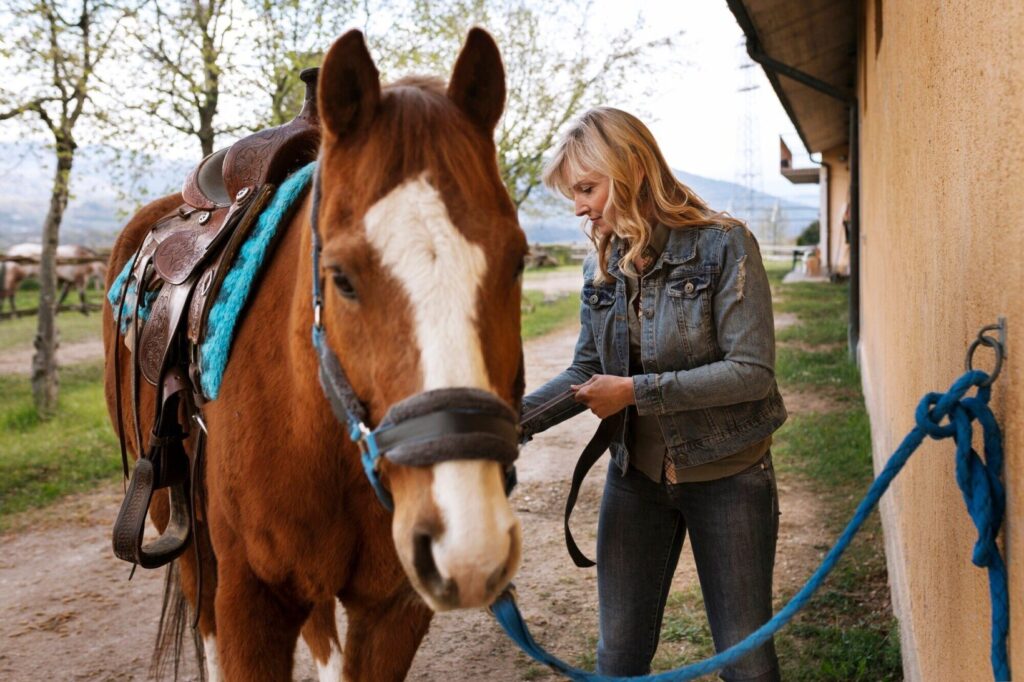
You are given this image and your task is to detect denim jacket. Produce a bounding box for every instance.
[522,223,787,471]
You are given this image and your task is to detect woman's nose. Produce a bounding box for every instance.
[574,198,588,217]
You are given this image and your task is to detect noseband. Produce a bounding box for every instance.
[309,166,519,510]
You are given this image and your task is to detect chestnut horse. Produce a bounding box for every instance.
[103,29,527,680]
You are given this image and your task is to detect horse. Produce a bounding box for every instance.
[2,242,105,313]
[103,28,528,680]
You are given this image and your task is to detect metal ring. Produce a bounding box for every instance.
[965,334,1003,387]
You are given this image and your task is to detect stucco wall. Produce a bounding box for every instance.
[857,1,1023,679]
[820,145,850,276]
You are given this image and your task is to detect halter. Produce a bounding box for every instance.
[309,165,520,510]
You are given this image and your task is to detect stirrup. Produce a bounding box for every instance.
[112,449,192,569]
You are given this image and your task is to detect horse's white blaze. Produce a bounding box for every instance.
[365,175,518,605]
[363,174,491,392]
[430,459,520,603]
[317,640,343,682]
[204,635,220,682]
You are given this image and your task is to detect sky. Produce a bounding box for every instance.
[588,0,820,207]
[0,1,821,210]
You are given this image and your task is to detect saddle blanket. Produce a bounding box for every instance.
[108,162,316,400]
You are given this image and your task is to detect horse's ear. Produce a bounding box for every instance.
[447,28,506,134]
[318,30,381,143]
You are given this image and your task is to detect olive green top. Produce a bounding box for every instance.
[622,223,769,483]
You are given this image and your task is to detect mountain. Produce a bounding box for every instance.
[0,141,817,249]
[0,141,192,250]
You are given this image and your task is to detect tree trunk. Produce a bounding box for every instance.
[32,138,74,418]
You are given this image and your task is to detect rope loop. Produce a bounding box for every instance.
[914,370,988,438]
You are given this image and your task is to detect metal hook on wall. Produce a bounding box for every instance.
[965,317,1007,387]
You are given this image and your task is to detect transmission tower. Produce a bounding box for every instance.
[733,43,765,241]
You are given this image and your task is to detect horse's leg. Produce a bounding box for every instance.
[178,519,219,678]
[57,279,72,308]
[214,542,310,681]
[77,280,88,314]
[147,489,220,679]
[301,600,343,682]
[340,590,432,681]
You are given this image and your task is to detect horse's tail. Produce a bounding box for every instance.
[151,560,206,681]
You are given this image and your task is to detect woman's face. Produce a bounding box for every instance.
[571,172,614,236]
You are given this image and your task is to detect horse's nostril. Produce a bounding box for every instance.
[412,530,458,605]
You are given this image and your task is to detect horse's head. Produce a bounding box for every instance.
[315,29,527,611]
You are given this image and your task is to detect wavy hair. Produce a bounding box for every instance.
[542,107,744,282]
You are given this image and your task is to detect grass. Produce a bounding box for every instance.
[0,287,106,350]
[523,263,580,279]
[521,290,580,340]
[0,361,120,529]
[650,261,902,681]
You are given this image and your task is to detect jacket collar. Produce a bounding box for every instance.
[609,223,697,279]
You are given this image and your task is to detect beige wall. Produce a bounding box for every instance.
[819,145,850,276]
[856,1,1023,679]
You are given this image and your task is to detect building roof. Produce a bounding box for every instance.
[726,0,856,154]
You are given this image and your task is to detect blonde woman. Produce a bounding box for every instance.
[522,107,787,680]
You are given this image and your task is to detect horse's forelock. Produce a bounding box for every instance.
[322,76,504,223]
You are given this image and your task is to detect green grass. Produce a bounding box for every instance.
[776,345,862,396]
[523,263,580,278]
[521,291,579,340]
[0,362,119,528]
[0,288,106,351]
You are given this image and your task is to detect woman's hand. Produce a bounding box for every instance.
[571,375,636,419]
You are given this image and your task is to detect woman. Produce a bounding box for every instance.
[521,107,787,681]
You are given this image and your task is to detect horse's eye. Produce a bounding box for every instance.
[331,268,357,300]
[515,257,526,280]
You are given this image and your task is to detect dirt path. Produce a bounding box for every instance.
[522,270,583,297]
[0,319,831,681]
[0,338,104,375]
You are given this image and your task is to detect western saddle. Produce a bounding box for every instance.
[111,68,321,570]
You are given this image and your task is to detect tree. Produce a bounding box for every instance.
[129,0,249,157]
[0,0,131,416]
[797,220,820,246]
[244,0,357,127]
[363,0,677,209]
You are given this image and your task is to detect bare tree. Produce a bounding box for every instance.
[244,0,357,127]
[0,0,131,416]
[129,0,248,157]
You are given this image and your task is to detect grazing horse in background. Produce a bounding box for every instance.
[103,28,527,681]
[2,242,105,313]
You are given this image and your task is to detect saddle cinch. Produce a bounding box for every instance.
[111,68,321,569]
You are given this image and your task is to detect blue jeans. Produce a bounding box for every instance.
[596,454,781,681]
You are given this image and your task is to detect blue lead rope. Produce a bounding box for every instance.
[491,369,1009,681]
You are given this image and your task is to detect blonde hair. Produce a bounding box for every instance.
[542,107,744,281]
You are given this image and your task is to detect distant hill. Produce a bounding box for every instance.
[0,141,191,250]
[0,141,817,249]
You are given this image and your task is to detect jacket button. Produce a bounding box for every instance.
[683,281,695,294]
[589,294,599,304]
[644,308,654,318]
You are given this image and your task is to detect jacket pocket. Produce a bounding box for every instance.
[581,283,615,308]
[666,270,713,333]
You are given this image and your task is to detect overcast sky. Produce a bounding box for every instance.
[590,0,820,207]
[0,1,820,209]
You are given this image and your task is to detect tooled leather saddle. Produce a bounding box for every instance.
[111,68,321,569]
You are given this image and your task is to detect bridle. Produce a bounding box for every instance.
[309,165,521,510]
